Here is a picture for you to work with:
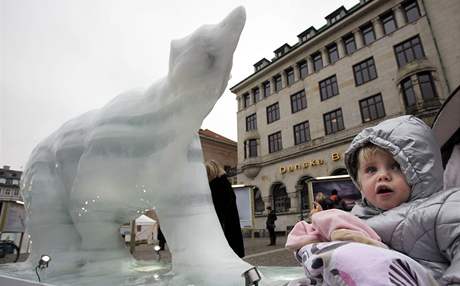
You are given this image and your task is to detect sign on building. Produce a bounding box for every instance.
[0,201,26,233]
[233,185,254,228]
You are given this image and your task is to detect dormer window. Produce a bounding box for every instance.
[254,58,270,72]
[274,44,291,59]
[297,27,317,43]
[325,6,347,25]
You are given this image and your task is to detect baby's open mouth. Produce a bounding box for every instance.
[376,186,394,194]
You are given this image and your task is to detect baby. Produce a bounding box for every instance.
[286,116,459,285]
[345,115,460,285]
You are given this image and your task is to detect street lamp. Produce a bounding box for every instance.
[154,245,161,261]
[242,267,261,286]
[35,254,51,282]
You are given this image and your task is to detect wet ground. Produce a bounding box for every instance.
[1,235,299,268]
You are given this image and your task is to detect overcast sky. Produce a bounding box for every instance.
[1,0,358,170]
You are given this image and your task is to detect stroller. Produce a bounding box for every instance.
[432,84,460,190]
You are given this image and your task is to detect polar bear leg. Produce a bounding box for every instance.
[25,158,82,275]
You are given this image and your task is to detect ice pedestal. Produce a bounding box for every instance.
[0,264,304,285]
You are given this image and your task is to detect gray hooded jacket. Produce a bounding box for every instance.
[344,115,460,285]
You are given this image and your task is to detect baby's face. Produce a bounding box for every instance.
[357,150,410,210]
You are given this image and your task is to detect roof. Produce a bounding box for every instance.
[0,166,22,179]
[199,129,236,146]
[229,0,370,92]
[136,214,156,224]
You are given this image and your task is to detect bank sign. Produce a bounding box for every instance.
[280,152,342,174]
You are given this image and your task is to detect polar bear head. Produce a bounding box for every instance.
[167,7,245,110]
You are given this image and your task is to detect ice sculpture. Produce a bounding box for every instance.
[18,6,255,285]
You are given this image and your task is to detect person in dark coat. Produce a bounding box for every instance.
[329,189,350,211]
[265,206,277,246]
[157,226,166,250]
[206,160,245,258]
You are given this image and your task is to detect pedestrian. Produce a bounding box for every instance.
[328,189,349,210]
[311,192,332,214]
[157,226,166,251]
[205,160,245,257]
[265,206,277,246]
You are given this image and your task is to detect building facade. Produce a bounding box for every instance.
[199,129,238,182]
[0,165,25,243]
[0,165,22,204]
[231,0,460,232]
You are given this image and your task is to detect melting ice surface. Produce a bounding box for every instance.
[0,7,304,286]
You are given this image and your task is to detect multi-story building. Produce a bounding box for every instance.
[0,165,22,203]
[199,129,238,182]
[231,0,460,232]
[0,165,25,242]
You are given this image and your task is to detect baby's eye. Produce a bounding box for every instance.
[365,166,377,173]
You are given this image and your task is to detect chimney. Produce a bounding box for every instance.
[3,165,10,170]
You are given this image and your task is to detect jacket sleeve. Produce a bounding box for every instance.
[436,189,460,285]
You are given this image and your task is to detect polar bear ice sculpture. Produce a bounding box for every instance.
[20,7,251,285]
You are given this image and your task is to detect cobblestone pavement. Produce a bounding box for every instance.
[1,235,300,268]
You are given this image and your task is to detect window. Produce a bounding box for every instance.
[361,23,376,45]
[244,139,258,158]
[273,74,282,92]
[401,77,416,107]
[418,72,436,100]
[353,57,377,86]
[403,0,421,23]
[268,131,283,153]
[263,81,271,97]
[298,60,308,79]
[324,108,344,135]
[381,11,397,34]
[0,178,5,184]
[266,102,280,124]
[294,121,311,145]
[360,94,386,123]
[285,68,294,86]
[312,52,323,72]
[394,36,424,67]
[327,43,339,64]
[252,87,260,104]
[253,187,265,213]
[319,75,339,101]
[12,179,19,185]
[246,113,257,131]
[272,183,290,212]
[290,90,307,113]
[299,177,311,211]
[243,93,250,108]
[343,34,357,55]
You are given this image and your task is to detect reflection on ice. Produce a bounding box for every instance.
[0,6,304,286]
